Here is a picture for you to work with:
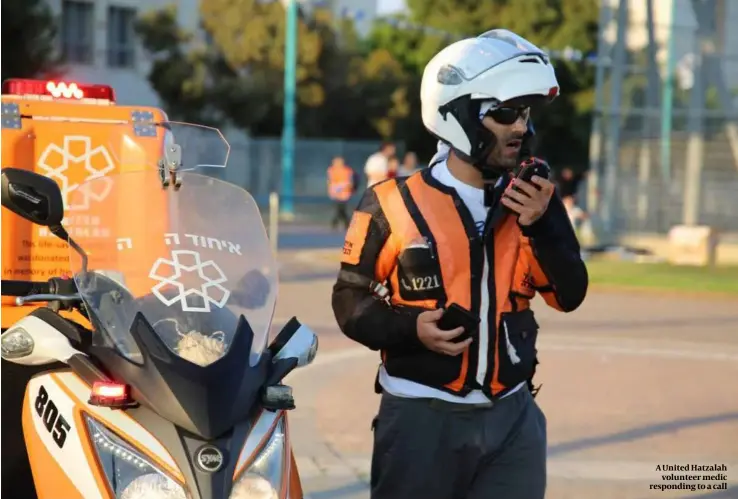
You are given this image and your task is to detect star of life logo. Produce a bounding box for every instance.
[37,136,115,211]
[149,250,231,313]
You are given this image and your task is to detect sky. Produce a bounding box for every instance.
[376,0,406,14]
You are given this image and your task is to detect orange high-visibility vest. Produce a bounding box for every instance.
[340,171,561,398]
[327,164,354,201]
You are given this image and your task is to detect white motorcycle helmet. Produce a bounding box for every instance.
[420,29,560,170]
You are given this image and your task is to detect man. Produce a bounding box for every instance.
[326,156,356,230]
[397,151,419,177]
[363,142,395,188]
[563,193,586,227]
[331,29,588,499]
[556,166,584,199]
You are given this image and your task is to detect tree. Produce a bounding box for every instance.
[135,6,221,126]
[198,0,322,135]
[295,15,391,139]
[137,3,393,139]
[1,0,58,81]
[364,18,446,155]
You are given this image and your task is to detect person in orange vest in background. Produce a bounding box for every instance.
[327,156,357,230]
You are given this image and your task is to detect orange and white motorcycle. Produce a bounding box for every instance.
[1,122,316,499]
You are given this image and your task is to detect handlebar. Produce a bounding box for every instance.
[15,293,81,306]
[2,277,78,298]
[2,280,51,296]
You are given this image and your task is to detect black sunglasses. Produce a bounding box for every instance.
[486,106,530,125]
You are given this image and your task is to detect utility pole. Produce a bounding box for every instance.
[636,0,660,229]
[280,0,298,217]
[586,1,612,231]
[601,0,628,235]
[659,0,678,183]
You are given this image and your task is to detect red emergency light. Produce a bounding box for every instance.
[88,381,133,408]
[1,78,116,102]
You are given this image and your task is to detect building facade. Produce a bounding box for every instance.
[45,0,200,106]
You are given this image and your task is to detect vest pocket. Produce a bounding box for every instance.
[496,309,540,389]
[396,245,445,302]
[384,349,464,388]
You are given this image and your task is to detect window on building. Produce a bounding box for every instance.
[107,6,137,68]
[61,0,94,64]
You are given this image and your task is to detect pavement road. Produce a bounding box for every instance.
[272,229,738,499]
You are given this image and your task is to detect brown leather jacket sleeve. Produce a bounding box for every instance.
[519,191,589,312]
[331,186,425,352]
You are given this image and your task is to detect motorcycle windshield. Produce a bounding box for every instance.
[117,121,230,172]
[65,123,277,437]
[67,124,276,369]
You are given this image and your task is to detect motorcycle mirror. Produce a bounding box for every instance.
[269,317,318,368]
[0,167,89,272]
[1,168,65,227]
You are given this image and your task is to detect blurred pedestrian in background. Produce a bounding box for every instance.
[563,193,588,230]
[326,156,356,230]
[556,167,583,199]
[364,141,396,187]
[397,151,419,177]
[556,167,590,234]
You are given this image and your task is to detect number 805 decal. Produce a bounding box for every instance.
[34,385,71,448]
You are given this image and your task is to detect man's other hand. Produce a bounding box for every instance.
[502,175,555,226]
[417,309,472,356]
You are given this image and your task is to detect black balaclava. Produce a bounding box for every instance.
[437,95,539,206]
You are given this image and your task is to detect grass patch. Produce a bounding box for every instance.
[308,250,738,296]
[586,260,738,296]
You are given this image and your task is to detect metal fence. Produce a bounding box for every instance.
[208,134,387,214]
[587,0,738,240]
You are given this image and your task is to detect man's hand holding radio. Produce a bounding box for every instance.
[502,175,555,226]
[416,308,471,356]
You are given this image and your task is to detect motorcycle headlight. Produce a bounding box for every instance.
[230,417,286,499]
[84,416,187,499]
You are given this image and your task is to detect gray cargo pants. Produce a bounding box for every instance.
[369,385,547,499]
